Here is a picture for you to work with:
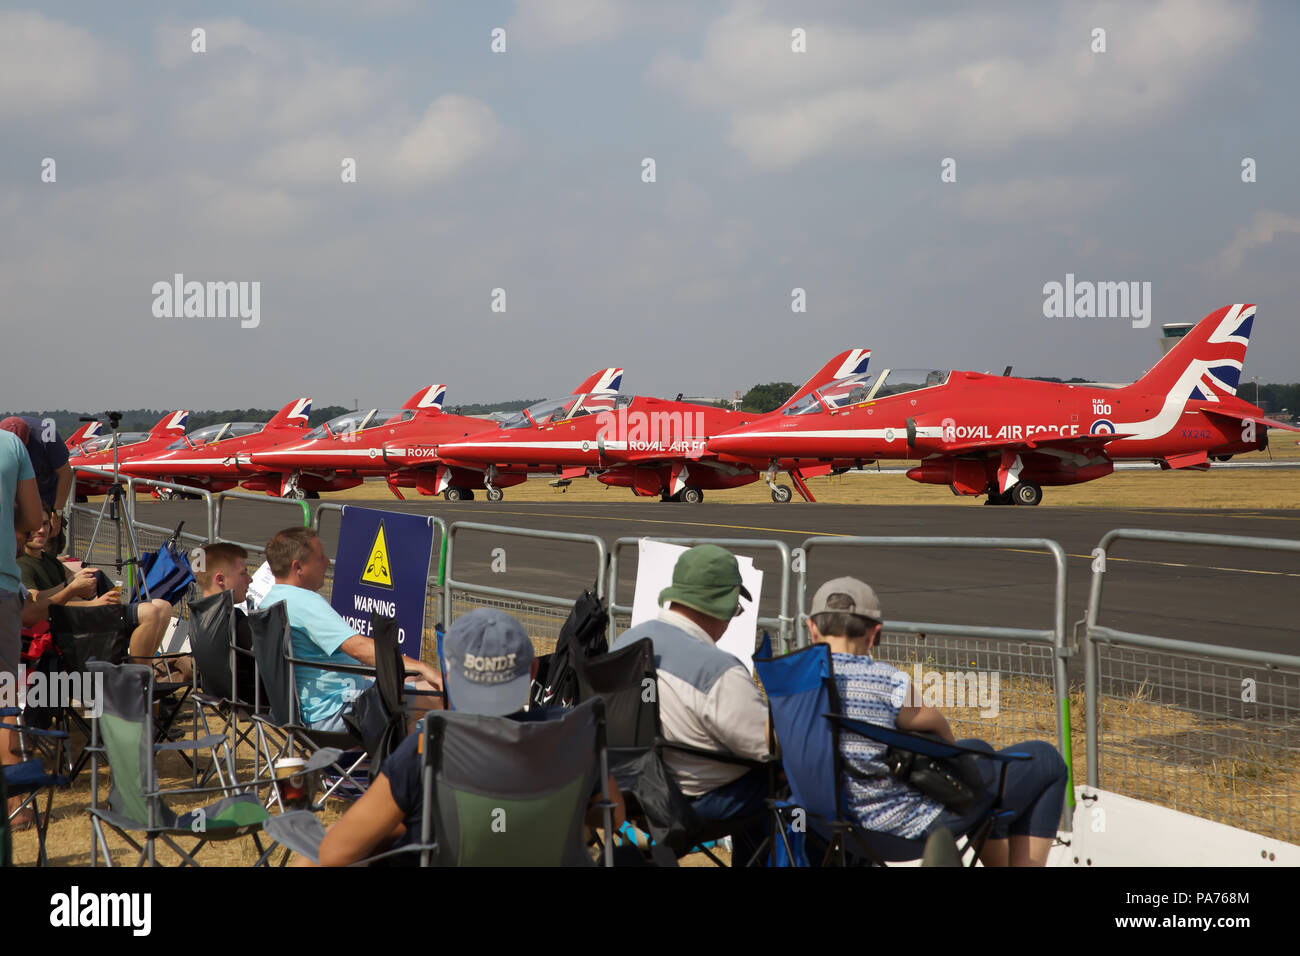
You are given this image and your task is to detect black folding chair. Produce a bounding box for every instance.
[575,637,772,866]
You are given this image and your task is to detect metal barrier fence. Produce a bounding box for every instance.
[607,537,793,651]
[1084,529,1300,844]
[796,535,1074,829]
[444,522,607,660]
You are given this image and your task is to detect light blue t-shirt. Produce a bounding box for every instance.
[261,583,372,726]
[0,431,36,594]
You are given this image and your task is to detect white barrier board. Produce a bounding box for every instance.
[630,539,763,675]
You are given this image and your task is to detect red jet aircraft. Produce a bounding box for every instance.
[119,398,313,497]
[708,304,1296,506]
[246,369,624,501]
[68,411,190,498]
[433,351,872,503]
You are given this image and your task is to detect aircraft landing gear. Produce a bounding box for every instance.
[681,486,704,504]
[770,485,792,503]
[283,487,308,500]
[486,487,504,502]
[444,486,475,501]
[1012,481,1042,506]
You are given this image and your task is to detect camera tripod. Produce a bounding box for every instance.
[82,411,150,600]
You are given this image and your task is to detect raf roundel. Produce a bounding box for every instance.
[1090,419,1116,435]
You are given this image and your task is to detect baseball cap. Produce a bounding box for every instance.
[810,577,882,623]
[0,417,30,444]
[658,544,752,621]
[441,608,535,716]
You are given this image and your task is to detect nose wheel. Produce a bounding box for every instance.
[770,485,792,503]
[486,487,504,502]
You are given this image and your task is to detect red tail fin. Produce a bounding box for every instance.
[777,349,872,411]
[149,410,190,436]
[265,398,312,429]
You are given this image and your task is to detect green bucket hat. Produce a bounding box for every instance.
[658,545,752,620]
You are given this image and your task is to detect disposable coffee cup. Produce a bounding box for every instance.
[274,757,311,810]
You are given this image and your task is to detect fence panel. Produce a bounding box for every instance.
[443,522,607,660]
[1084,528,1300,844]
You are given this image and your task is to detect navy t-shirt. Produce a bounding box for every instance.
[20,416,68,506]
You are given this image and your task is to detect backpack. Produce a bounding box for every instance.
[532,588,608,709]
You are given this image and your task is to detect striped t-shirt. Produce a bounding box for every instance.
[831,652,943,839]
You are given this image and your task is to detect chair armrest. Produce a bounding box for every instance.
[0,722,69,739]
[656,737,773,769]
[828,715,1032,762]
[285,655,377,679]
[264,811,327,864]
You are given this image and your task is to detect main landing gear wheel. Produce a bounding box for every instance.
[444,487,464,501]
[681,486,704,504]
[1012,481,1042,507]
[486,487,504,502]
[283,487,307,500]
[770,485,792,503]
[305,490,320,499]
[158,488,177,501]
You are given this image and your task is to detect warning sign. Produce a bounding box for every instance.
[361,522,393,588]
[330,507,435,658]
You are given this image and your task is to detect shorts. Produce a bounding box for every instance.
[0,588,23,679]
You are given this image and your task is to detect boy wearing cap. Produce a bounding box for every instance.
[808,576,1067,867]
[610,545,771,854]
[313,607,623,866]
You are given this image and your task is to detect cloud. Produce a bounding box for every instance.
[0,11,130,119]
[651,0,1253,169]
[390,95,506,187]
[959,176,1119,223]
[1214,210,1300,273]
[508,0,630,48]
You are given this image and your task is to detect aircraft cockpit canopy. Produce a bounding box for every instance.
[303,409,416,441]
[783,373,876,416]
[502,393,630,429]
[79,432,150,453]
[871,369,951,398]
[165,422,264,450]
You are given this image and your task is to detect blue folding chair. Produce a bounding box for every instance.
[752,635,1028,866]
[1,707,70,866]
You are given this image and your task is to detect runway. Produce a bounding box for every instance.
[132,498,1300,658]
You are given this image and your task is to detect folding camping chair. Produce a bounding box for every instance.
[574,636,773,866]
[1,707,69,866]
[129,522,196,605]
[86,661,276,867]
[751,636,1029,866]
[187,590,284,793]
[246,601,380,809]
[265,697,616,867]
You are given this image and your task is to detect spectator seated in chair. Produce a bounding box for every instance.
[309,607,623,866]
[258,527,441,734]
[17,508,181,679]
[609,545,773,863]
[807,576,1067,867]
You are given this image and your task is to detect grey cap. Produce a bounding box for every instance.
[442,608,535,716]
[810,577,882,623]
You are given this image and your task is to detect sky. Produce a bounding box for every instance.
[2,0,1298,411]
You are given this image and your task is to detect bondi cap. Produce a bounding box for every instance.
[442,607,535,716]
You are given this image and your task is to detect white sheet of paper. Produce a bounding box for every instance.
[246,561,275,610]
[630,538,763,675]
